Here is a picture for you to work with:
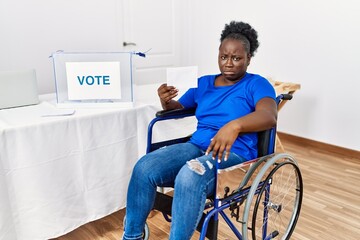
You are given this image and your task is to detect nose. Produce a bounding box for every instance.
[225,58,234,67]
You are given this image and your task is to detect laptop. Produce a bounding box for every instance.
[0,69,40,109]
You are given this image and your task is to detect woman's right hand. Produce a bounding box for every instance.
[158,83,179,104]
[157,83,183,110]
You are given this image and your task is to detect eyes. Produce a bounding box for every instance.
[219,55,242,61]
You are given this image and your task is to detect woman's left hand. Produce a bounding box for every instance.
[205,121,239,162]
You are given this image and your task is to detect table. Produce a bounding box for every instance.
[268,79,301,152]
[0,95,171,240]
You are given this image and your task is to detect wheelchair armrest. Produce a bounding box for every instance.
[155,108,196,118]
[277,93,293,102]
[147,108,196,153]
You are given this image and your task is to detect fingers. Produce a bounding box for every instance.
[224,145,231,161]
[216,145,226,162]
[205,139,214,158]
[163,91,178,103]
[206,138,229,163]
[158,84,178,103]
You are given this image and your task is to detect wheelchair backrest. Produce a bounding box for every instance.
[257,127,276,157]
[256,94,292,157]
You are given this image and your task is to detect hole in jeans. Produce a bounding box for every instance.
[206,160,213,170]
[187,159,205,175]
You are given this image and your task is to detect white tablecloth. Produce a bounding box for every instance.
[0,95,165,240]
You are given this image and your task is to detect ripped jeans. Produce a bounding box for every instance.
[123,142,246,240]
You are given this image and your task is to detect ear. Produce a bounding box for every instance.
[247,54,252,66]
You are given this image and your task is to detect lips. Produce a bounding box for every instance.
[223,71,235,75]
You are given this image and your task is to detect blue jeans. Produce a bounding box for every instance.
[123,142,246,240]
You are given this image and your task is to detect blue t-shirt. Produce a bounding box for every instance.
[179,73,276,160]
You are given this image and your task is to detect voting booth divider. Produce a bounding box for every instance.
[51,51,138,108]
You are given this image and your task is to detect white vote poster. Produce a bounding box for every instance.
[66,62,121,100]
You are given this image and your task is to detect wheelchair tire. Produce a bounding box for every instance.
[123,215,150,240]
[241,153,303,240]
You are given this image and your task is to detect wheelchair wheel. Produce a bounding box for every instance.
[242,153,303,240]
[123,215,150,240]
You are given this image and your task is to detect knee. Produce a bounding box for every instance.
[131,156,151,179]
[175,158,214,188]
[187,158,214,175]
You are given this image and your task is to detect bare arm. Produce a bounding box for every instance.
[157,83,184,110]
[206,97,277,161]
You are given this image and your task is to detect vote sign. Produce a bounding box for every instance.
[65,62,121,100]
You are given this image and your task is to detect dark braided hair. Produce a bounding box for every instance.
[220,21,259,57]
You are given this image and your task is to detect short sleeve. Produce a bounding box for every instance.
[251,77,276,105]
[179,88,197,108]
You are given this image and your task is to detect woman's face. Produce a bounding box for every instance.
[218,38,251,83]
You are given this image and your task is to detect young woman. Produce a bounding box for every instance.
[123,21,277,240]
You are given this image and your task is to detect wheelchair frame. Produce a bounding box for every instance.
[143,94,303,240]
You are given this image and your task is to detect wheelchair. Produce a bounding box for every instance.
[137,94,303,240]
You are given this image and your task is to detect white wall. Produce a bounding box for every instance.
[184,0,360,151]
[0,0,124,94]
[1,0,359,151]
